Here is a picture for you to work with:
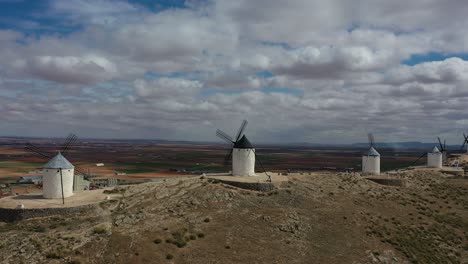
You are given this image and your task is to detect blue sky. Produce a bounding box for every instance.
[0,0,187,35]
[0,0,468,143]
[403,52,468,66]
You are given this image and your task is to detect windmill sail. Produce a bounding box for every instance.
[235,120,248,142]
[368,133,375,148]
[460,133,468,152]
[215,120,249,166]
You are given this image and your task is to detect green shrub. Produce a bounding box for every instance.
[45,252,61,259]
[31,226,46,233]
[93,227,107,235]
[171,230,188,248]
[175,241,186,248]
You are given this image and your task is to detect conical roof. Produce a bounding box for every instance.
[43,152,74,169]
[431,146,440,153]
[364,146,380,157]
[233,135,253,149]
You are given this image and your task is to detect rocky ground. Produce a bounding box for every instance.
[0,170,467,264]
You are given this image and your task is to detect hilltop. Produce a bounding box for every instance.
[0,170,467,263]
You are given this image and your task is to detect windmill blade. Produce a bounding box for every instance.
[61,133,78,154]
[223,149,233,166]
[437,137,444,151]
[24,143,52,159]
[367,133,375,147]
[411,152,428,166]
[253,148,272,182]
[460,133,468,151]
[63,133,73,147]
[216,129,234,144]
[234,120,248,142]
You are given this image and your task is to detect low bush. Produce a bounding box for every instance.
[93,227,107,235]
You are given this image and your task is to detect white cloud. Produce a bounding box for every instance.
[1,0,468,142]
[271,45,394,79]
[385,58,468,85]
[134,78,203,98]
[13,55,117,85]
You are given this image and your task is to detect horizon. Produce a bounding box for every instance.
[0,1,468,143]
[0,134,463,148]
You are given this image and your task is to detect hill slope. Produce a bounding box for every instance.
[0,171,467,263]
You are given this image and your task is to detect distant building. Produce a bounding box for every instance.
[96,163,104,167]
[73,174,90,192]
[17,176,43,184]
[91,177,118,188]
[28,169,43,174]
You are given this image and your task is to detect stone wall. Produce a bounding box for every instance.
[216,179,276,192]
[0,204,96,222]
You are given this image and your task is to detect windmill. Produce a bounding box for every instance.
[460,133,468,154]
[24,134,90,204]
[216,120,257,176]
[437,137,448,164]
[362,133,380,175]
[410,146,442,168]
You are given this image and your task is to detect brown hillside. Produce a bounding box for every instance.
[0,171,467,263]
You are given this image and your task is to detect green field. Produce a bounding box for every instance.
[0,161,43,172]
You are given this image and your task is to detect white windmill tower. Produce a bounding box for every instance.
[362,133,380,175]
[427,146,443,168]
[42,152,75,199]
[24,134,91,204]
[216,120,256,176]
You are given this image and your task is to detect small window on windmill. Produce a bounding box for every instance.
[57,170,60,172]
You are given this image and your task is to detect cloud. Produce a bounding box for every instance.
[12,55,117,85]
[1,0,468,143]
[385,58,468,85]
[134,77,203,99]
[271,45,393,79]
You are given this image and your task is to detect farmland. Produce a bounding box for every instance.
[0,137,425,182]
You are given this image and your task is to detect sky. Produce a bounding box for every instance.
[0,0,468,144]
